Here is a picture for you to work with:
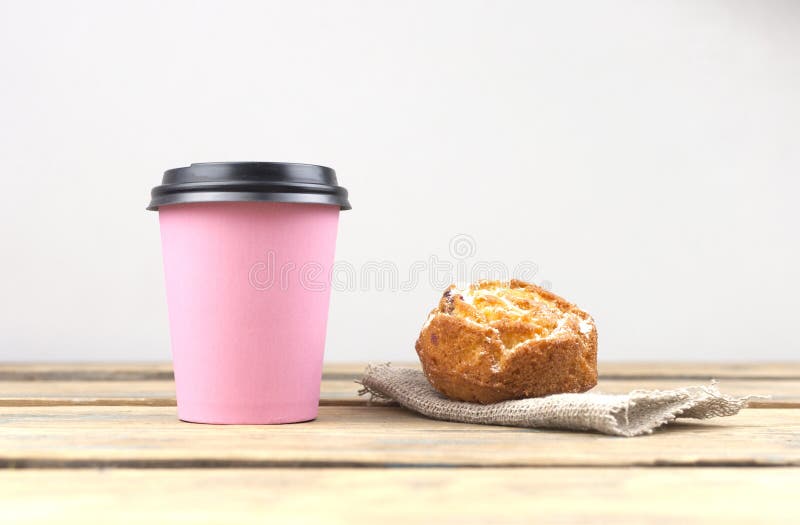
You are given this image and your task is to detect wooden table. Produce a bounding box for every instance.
[1,362,798,524]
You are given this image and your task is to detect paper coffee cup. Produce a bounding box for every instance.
[148,162,350,424]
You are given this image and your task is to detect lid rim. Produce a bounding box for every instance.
[147,191,351,211]
[147,162,351,211]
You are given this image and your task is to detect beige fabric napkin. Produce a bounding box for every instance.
[358,363,756,437]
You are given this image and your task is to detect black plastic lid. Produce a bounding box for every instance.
[147,162,351,211]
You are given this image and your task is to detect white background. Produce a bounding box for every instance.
[1,1,798,362]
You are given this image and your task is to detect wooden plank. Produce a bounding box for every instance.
[0,362,368,381]
[323,362,800,380]
[2,361,799,381]
[0,379,364,407]
[0,363,175,381]
[598,361,800,380]
[1,468,799,524]
[0,377,795,407]
[0,381,176,406]
[0,406,797,467]
[330,361,800,380]
[592,379,798,408]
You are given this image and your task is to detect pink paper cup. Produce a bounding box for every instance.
[148,163,350,424]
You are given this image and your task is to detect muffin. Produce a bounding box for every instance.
[415,279,597,403]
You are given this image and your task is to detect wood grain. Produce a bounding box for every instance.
[0,363,175,381]
[598,361,800,379]
[1,468,798,524]
[1,362,795,524]
[328,361,800,380]
[1,361,798,380]
[0,378,367,406]
[0,406,797,468]
[0,377,795,407]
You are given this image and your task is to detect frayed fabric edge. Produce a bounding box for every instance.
[357,363,764,437]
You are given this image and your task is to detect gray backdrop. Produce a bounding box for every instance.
[1,0,798,361]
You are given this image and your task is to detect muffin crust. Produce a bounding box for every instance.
[415,279,597,403]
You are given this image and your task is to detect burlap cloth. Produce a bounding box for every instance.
[358,363,758,437]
